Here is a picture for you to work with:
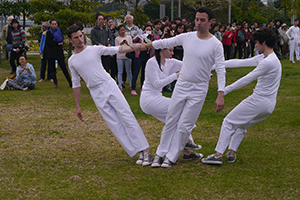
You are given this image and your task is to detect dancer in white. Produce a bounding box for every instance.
[66,25,152,165]
[202,28,282,165]
[285,19,300,63]
[139,47,203,167]
[144,7,226,168]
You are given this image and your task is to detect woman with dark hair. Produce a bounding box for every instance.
[140,47,202,168]
[45,19,72,88]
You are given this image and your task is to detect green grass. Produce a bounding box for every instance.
[0,55,299,199]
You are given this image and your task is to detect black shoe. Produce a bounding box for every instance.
[9,71,14,74]
[54,84,58,88]
[122,84,125,88]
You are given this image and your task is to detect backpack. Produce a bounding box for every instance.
[238,30,245,43]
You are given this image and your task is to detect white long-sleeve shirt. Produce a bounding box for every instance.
[68,45,119,89]
[142,57,182,95]
[152,31,226,91]
[285,26,300,43]
[224,52,281,99]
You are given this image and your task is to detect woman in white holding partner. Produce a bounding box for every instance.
[139,47,203,167]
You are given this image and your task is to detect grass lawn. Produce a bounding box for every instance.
[0,55,299,199]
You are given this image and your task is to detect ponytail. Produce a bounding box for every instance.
[154,49,163,71]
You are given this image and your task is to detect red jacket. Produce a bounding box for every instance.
[222,30,234,46]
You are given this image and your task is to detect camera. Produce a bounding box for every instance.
[146,31,152,35]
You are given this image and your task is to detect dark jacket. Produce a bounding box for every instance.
[91,24,112,46]
[44,31,64,60]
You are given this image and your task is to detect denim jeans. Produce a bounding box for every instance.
[117,58,132,89]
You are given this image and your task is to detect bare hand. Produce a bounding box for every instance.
[298,43,300,47]
[77,108,84,122]
[16,48,20,53]
[131,43,145,52]
[291,37,294,40]
[215,92,224,113]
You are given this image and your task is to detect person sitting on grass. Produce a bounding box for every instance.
[7,56,37,91]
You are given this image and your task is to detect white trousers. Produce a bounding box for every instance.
[215,93,276,154]
[140,91,194,142]
[289,40,300,62]
[89,79,149,157]
[156,81,209,163]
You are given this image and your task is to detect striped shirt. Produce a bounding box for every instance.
[12,28,26,48]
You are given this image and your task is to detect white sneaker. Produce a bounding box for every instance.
[161,157,172,168]
[136,151,143,165]
[142,152,152,166]
[151,155,163,168]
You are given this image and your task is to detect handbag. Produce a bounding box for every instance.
[125,51,135,60]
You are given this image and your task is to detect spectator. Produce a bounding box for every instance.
[269,20,282,60]
[170,21,177,34]
[250,23,256,57]
[235,22,244,59]
[222,23,234,60]
[173,22,186,61]
[131,25,155,95]
[231,22,238,58]
[115,25,133,92]
[7,56,36,91]
[125,14,139,38]
[186,24,193,32]
[38,21,51,82]
[153,19,162,40]
[146,20,152,26]
[213,24,222,41]
[45,19,72,88]
[9,19,27,79]
[209,17,217,34]
[162,16,169,25]
[279,23,289,59]
[107,18,119,80]
[91,13,112,73]
[181,18,188,26]
[242,22,251,58]
[161,24,174,39]
[104,15,112,25]
[174,17,181,25]
[0,16,14,74]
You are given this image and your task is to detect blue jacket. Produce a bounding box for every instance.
[16,63,37,84]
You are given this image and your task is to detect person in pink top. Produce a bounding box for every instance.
[222,23,235,60]
[115,24,133,92]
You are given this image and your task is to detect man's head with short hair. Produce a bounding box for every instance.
[125,14,134,25]
[196,7,214,20]
[67,25,82,39]
[252,27,276,49]
[194,7,214,33]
